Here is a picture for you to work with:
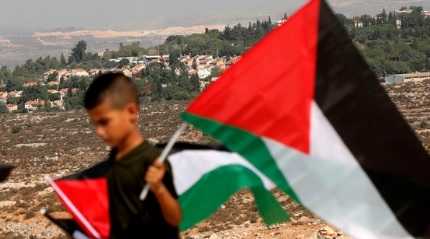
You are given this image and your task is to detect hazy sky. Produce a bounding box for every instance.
[0,0,303,31]
[1,0,429,31]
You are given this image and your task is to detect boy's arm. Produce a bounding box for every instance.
[145,160,182,226]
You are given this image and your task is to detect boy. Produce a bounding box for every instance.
[83,72,181,238]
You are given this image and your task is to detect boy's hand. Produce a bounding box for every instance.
[145,160,166,194]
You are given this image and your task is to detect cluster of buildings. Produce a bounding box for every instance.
[108,54,239,78]
[180,55,238,76]
[108,55,170,65]
[1,54,240,113]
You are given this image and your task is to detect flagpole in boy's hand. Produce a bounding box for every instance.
[140,123,187,200]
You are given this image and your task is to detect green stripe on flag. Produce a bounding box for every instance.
[181,112,300,203]
[179,165,289,230]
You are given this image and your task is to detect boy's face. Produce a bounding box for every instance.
[87,99,138,147]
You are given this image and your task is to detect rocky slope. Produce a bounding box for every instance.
[0,79,429,239]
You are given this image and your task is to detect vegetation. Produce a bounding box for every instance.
[140,62,200,101]
[0,101,7,113]
[341,6,430,76]
[1,6,430,111]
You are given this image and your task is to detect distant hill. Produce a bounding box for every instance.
[1,0,430,66]
[329,0,430,16]
[0,25,224,67]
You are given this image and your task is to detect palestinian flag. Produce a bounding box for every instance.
[168,143,288,230]
[181,0,430,238]
[0,164,14,182]
[48,143,288,238]
[47,163,111,239]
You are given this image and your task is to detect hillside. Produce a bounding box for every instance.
[0,79,429,238]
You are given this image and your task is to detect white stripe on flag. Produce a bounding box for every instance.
[260,102,412,239]
[168,150,275,195]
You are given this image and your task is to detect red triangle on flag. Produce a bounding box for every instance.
[186,0,321,154]
[51,178,111,239]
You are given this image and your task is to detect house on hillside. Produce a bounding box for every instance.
[0,91,7,103]
[23,80,39,88]
[51,99,65,110]
[59,69,90,81]
[215,58,227,71]
[71,88,79,94]
[6,104,17,112]
[226,56,240,67]
[70,69,90,78]
[196,55,213,65]
[89,69,105,77]
[43,69,57,80]
[109,57,145,65]
[47,80,60,87]
[59,89,68,97]
[120,69,133,78]
[143,55,169,64]
[131,64,145,77]
[396,19,402,30]
[24,99,46,111]
[197,67,212,79]
[188,69,197,76]
[48,89,60,94]
[8,90,23,98]
[395,9,413,15]
[180,55,193,66]
[57,69,69,80]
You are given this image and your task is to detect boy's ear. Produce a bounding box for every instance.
[126,102,139,122]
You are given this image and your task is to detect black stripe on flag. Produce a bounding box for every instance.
[314,0,430,237]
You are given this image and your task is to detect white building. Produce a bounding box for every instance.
[197,68,212,79]
[69,69,90,78]
[396,19,402,30]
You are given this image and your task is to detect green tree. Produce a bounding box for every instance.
[69,40,88,63]
[60,53,67,66]
[118,59,130,68]
[169,49,181,67]
[6,79,22,91]
[48,93,61,101]
[47,72,58,82]
[0,102,7,113]
[210,67,221,78]
[189,74,200,92]
[22,85,48,102]
[7,97,20,105]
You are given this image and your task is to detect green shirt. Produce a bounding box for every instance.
[107,141,179,239]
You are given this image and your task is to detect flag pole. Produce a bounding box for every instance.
[139,122,187,200]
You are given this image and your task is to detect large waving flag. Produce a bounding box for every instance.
[181,0,430,238]
[48,143,289,238]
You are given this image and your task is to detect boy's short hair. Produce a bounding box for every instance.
[84,72,139,110]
